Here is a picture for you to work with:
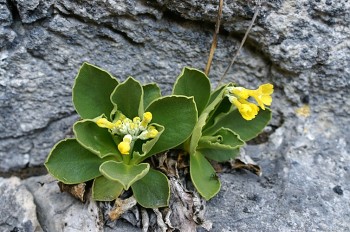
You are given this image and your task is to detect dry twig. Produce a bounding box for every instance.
[218,1,261,86]
[204,0,224,76]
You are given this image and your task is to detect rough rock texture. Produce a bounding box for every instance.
[206,116,350,231]
[1,0,349,231]
[23,175,104,232]
[0,175,136,232]
[0,177,42,231]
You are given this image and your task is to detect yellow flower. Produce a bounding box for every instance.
[118,141,130,155]
[147,126,159,138]
[96,118,115,129]
[229,96,259,120]
[118,135,132,155]
[230,87,249,99]
[114,120,122,127]
[247,83,273,110]
[138,126,159,140]
[133,116,141,123]
[140,112,152,129]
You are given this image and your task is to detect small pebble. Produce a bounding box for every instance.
[333,185,343,195]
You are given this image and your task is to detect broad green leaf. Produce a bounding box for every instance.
[204,108,272,141]
[189,113,208,154]
[73,120,122,160]
[201,148,240,162]
[110,77,144,119]
[198,128,243,162]
[131,169,170,208]
[173,67,211,115]
[143,83,161,109]
[199,128,244,149]
[204,96,232,131]
[207,84,226,105]
[130,124,165,165]
[92,176,123,201]
[99,161,149,190]
[190,151,220,200]
[72,63,118,119]
[145,96,197,158]
[189,87,227,154]
[45,139,111,184]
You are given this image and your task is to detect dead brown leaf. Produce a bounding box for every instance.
[108,196,137,221]
[57,182,86,202]
[232,154,262,176]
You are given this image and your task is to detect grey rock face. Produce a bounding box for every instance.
[206,115,350,231]
[13,0,55,23]
[0,175,137,232]
[1,0,349,231]
[23,175,105,232]
[0,176,42,232]
[0,0,12,25]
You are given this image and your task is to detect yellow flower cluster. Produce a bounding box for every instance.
[95,112,158,155]
[225,83,273,120]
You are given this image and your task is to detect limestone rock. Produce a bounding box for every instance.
[0,0,12,25]
[0,0,350,230]
[23,175,105,232]
[0,176,42,232]
[13,0,55,24]
[206,115,350,231]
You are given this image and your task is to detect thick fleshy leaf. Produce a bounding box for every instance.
[72,63,118,119]
[73,120,122,160]
[145,96,197,158]
[99,161,149,190]
[204,96,232,131]
[207,84,226,105]
[143,83,161,109]
[131,169,170,208]
[204,108,272,141]
[173,67,211,115]
[190,151,221,200]
[45,139,111,184]
[202,148,240,162]
[92,176,124,201]
[198,128,244,162]
[110,77,143,119]
[189,87,227,154]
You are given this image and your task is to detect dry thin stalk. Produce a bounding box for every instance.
[204,0,224,76]
[218,1,261,86]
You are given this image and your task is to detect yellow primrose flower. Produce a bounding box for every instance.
[238,98,259,120]
[118,134,132,155]
[133,116,141,123]
[143,112,152,122]
[114,120,122,128]
[229,96,259,120]
[96,118,115,129]
[147,126,159,138]
[229,86,249,99]
[138,126,159,140]
[247,83,273,110]
[140,112,152,128]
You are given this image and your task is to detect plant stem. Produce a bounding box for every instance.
[204,0,224,76]
[217,1,261,86]
[123,153,131,164]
